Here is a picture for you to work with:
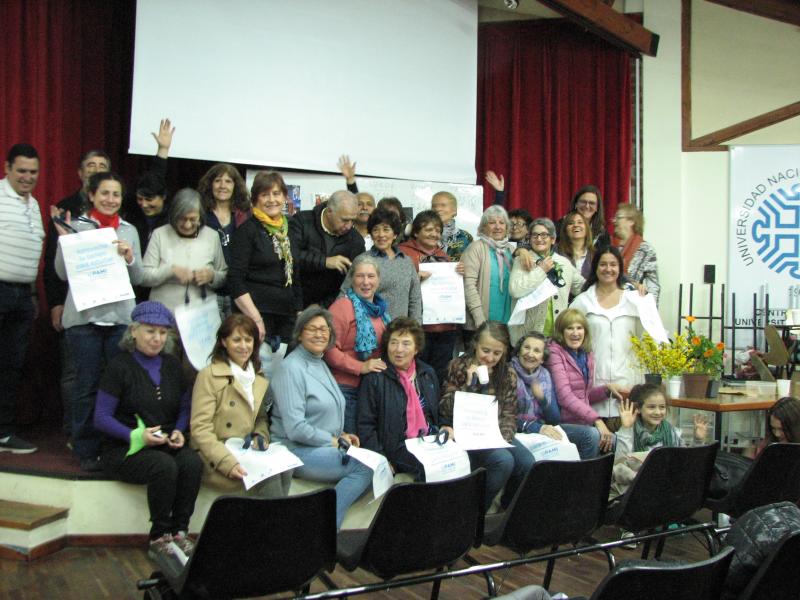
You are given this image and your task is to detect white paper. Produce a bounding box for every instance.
[453,391,512,450]
[224,439,303,490]
[624,291,669,344]
[174,297,222,371]
[404,436,472,482]
[58,228,135,311]
[419,263,466,325]
[346,445,394,499]
[515,427,580,462]
[259,342,288,379]
[508,278,559,326]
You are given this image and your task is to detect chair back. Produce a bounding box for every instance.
[613,443,718,532]
[357,469,486,579]
[737,531,800,600]
[729,442,800,517]
[497,453,613,552]
[590,546,734,600]
[178,490,337,598]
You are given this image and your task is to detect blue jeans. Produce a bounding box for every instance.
[340,384,359,435]
[0,282,34,437]
[561,423,601,459]
[290,444,373,529]
[468,447,514,511]
[501,438,536,508]
[66,323,126,460]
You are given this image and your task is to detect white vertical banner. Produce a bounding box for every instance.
[729,146,800,342]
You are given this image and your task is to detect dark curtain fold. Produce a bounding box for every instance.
[477,20,632,228]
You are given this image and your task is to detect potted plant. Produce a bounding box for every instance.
[630,332,664,385]
[682,316,725,398]
[630,332,695,393]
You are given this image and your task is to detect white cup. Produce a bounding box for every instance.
[777,379,791,397]
[476,364,490,385]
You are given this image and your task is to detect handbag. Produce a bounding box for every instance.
[708,451,753,499]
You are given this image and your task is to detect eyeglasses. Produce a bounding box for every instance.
[576,199,598,208]
[529,232,552,240]
[510,221,527,229]
[304,326,330,335]
[613,215,632,223]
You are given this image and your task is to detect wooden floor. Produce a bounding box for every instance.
[0,523,713,599]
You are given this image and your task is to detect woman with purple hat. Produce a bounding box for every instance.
[94,300,202,561]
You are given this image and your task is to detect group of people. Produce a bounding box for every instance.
[3,134,798,562]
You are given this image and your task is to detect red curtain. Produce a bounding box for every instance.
[476,20,632,227]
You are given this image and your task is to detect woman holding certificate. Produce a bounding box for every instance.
[53,172,143,472]
[357,317,440,480]
[439,321,533,511]
[462,206,515,336]
[190,313,290,496]
[270,306,372,530]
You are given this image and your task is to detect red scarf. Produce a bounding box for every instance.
[90,209,120,230]
[620,233,643,275]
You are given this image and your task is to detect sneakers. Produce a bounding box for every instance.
[0,434,38,454]
[148,534,176,561]
[620,529,638,549]
[79,457,102,472]
[172,531,195,557]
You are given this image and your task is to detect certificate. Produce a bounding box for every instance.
[404,436,471,482]
[419,262,466,325]
[515,427,580,462]
[508,278,558,326]
[624,291,669,344]
[347,445,394,499]
[58,227,135,311]
[174,297,222,371]
[453,391,512,450]
[224,439,304,490]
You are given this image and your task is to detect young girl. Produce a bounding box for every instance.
[439,321,533,511]
[512,332,600,459]
[612,383,708,498]
[761,396,800,449]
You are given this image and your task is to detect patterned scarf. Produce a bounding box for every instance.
[345,288,390,359]
[633,419,683,452]
[252,208,293,286]
[620,233,643,276]
[397,361,427,439]
[90,208,120,229]
[440,218,458,251]
[510,356,552,420]
[478,234,513,292]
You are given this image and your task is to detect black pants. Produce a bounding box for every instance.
[101,444,202,539]
[262,312,296,344]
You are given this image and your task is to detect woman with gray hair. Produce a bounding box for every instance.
[140,187,228,313]
[508,218,585,342]
[461,205,515,333]
[270,305,373,529]
[325,254,390,433]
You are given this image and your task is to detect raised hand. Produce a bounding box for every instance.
[485,170,505,192]
[619,398,638,429]
[337,155,356,184]
[693,413,709,441]
[152,118,175,156]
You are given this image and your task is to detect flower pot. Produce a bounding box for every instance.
[667,376,683,398]
[644,373,663,386]
[683,373,711,399]
[706,379,721,398]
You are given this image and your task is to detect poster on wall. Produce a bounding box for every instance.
[728,145,800,338]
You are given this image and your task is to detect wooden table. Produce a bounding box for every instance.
[668,392,777,449]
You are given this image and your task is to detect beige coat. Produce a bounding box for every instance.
[508,253,584,343]
[461,238,502,331]
[190,360,269,492]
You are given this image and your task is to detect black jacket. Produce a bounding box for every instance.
[43,190,89,309]
[227,217,302,316]
[289,202,365,308]
[357,359,440,468]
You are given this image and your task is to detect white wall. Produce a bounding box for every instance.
[642,0,800,337]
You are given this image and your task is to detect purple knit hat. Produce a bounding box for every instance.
[131,301,174,327]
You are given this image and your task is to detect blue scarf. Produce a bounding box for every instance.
[345,288,391,359]
[567,348,590,383]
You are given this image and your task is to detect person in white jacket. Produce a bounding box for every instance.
[569,246,644,427]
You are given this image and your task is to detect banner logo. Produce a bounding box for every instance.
[751,184,800,279]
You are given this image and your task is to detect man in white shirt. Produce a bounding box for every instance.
[0,144,45,454]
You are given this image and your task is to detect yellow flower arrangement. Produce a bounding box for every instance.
[630,332,695,377]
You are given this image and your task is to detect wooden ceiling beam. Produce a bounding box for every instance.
[691,101,800,148]
[705,0,800,28]
[536,0,659,57]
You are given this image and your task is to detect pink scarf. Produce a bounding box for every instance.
[399,361,427,439]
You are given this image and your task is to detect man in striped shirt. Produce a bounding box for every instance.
[0,144,45,454]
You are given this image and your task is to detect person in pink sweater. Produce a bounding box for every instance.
[545,308,624,453]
